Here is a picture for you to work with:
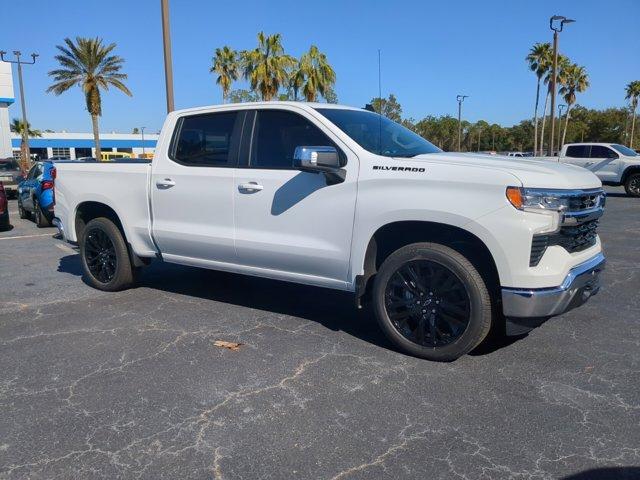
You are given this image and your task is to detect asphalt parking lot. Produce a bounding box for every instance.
[1,188,639,480]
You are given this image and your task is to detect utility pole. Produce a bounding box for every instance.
[456,95,468,151]
[557,104,566,153]
[161,0,175,112]
[548,15,575,156]
[141,127,146,156]
[0,50,38,167]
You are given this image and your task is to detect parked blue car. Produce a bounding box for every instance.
[17,161,57,228]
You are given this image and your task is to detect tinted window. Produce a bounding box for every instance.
[316,108,441,158]
[0,160,19,171]
[589,145,617,158]
[174,111,238,166]
[251,110,335,169]
[565,145,590,158]
[611,144,639,156]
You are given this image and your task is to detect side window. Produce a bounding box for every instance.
[589,145,617,159]
[27,165,39,179]
[173,111,239,167]
[565,145,589,158]
[251,110,336,169]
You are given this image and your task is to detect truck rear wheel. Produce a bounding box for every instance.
[372,242,492,361]
[80,217,136,291]
[624,173,640,197]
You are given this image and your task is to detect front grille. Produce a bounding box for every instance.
[529,190,603,267]
[567,190,605,211]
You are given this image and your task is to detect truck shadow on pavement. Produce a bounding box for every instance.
[57,254,526,358]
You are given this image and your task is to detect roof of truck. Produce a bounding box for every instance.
[171,102,363,116]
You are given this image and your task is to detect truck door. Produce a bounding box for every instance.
[233,108,358,287]
[562,145,592,170]
[151,110,243,264]
[585,145,621,182]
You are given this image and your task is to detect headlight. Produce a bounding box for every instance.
[506,187,571,211]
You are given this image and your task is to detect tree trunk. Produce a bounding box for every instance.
[631,104,637,149]
[561,103,572,149]
[91,114,102,161]
[533,78,541,155]
[539,90,550,156]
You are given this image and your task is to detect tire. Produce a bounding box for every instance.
[372,242,493,361]
[18,199,29,219]
[624,173,640,197]
[34,198,51,228]
[79,217,136,291]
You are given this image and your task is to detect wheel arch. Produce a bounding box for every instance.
[355,220,502,306]
[621,165,640,185]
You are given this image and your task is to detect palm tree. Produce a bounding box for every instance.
[299,45,336,102]
[559,64,589,148]
[526,43,552,156]
[10,118,42,171]
[625,80,640,148]
[289,61,305,101]
[240,32,296,101]
[539,55,569,155]
[47,37,132,161]
[211,46,239,103]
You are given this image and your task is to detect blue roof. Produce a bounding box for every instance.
[11,138,157,148]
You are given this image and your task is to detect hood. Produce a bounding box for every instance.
[405,152,602,190]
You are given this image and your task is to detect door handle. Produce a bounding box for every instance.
[156,178,176,189]
[238,182,263,193]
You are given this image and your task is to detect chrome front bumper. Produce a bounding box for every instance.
[52,217,67,242]
[502,252,605,318]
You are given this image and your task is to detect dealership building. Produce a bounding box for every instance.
[1,61,158,160]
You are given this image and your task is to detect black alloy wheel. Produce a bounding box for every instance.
[83,227,118,283]
[384,260,471,347]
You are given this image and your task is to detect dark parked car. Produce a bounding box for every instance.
[17,161,56,228]
[0,182,9,230]
[0,158,24,199]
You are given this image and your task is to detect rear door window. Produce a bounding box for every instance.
[565,145,590,158]
[172,111,240,167]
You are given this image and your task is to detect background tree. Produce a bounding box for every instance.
[526,42,552,156]
[10,119,42,171]
[323,86,338,104]
[559,64,589,147]
[228,89,260,103]
[298,45,336,102]
[539,54,569,155]
[370,94,402,122]
[625,80,640,148]
[132,127,139,134]
[240,32,296,101]
[211,46,239,103]
[47,37,131,160]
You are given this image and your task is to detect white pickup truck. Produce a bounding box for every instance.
[53,102,606,361]
[549,143,640,196]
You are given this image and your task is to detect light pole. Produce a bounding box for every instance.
[456,95,468,151]
[548,15,575,156]
[557,104,566,153]
[161,0,175,112]
[140,127,146,156]
[0,50,38,167]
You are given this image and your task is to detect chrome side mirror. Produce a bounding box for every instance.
[294,146,341,171]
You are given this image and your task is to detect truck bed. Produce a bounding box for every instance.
[54,161,158,257]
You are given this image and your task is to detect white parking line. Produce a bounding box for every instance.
[55,243,77,254]
[0,233,53,241]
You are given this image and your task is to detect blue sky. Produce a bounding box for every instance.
[3,0,639,133]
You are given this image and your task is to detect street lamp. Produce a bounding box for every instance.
[140,127,146,156]
[456,95,468,151]
[160,0,175,112]
[557,104,566,153]
[0,50,38,167]
[548,15,575,156]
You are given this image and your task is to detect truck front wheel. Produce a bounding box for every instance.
[80,217,136,291]
[372,242,492,361]
[624,173,640,197]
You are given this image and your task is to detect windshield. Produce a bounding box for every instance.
[315,108,441,158]
[611,144,638,156]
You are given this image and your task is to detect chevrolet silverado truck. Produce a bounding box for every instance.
[548,143,640,196]
[52,103,606,361]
